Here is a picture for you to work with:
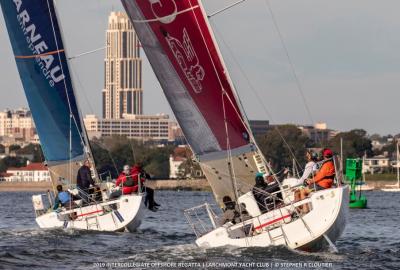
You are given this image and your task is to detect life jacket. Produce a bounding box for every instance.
[116,173,138,195]
[124,174,135,187]
[314,159,335,189]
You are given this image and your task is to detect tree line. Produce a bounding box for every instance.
[1,126,396,177]
[255,126,376,172]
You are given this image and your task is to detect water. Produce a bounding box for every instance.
[0,190,399,269]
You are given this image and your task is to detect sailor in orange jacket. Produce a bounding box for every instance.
[299,148,335,213]
[305,148,335,190]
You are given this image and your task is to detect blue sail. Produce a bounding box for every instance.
[0,0,85,163]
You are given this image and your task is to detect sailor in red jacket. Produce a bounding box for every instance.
[116,165,139,194]
[130,164,146,191]
[109,165,138,199]
[131,163,160,211]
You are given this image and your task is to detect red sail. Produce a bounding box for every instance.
[122,0,250,155]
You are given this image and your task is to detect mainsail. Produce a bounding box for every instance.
[0,0,89,187]
[121,0,269,206]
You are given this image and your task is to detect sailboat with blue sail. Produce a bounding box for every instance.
[0,0,145,231]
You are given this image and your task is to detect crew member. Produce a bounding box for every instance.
[109,165,137,199]
[131,163,160,212]
[218,196,240,225]
[76,159,96,203]
[53,185,76,210]
[299,148,335,213]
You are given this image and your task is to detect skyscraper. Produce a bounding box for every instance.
[102,11,143,119]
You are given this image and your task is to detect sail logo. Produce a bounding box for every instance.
[166,29,205,94]
[149,0,177,24]
[13,0,65,87]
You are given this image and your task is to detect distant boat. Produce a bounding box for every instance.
[382,142,400,192]
[359,184,374,191]
[0,0,145,231]
[121,0,348,251]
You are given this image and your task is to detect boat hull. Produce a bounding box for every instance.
[381,188,400,192]
[35,194,145,232]
[195,186,349,251]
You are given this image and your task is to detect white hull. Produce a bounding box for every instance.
[359,184,374,191]
[381,183,400,192]
[35,194,145,232]
[195,186,348,251]
[381,188,400,192]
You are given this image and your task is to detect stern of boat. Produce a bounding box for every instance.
[34,193,146,232]
[189,185,349,250]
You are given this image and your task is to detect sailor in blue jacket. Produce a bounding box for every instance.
[53,185,75,210]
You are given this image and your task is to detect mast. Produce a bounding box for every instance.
[397,141,399,188]
[121,0,268,206]
[0,0,89,189]
[52,0,99,181]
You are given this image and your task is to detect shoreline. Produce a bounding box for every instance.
[0,179,211,192]
[0,179,397,192]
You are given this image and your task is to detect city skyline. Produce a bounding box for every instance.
[1,1,400,135]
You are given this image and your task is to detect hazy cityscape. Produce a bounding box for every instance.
[0,11,399,183]
[0,1,399,269]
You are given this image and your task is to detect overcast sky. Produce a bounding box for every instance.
[0,0,399,136]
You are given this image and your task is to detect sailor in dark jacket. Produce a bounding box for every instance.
[263,175,283,209]
[252,174,269,212]
[76,159,95,202]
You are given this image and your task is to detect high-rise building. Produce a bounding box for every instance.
[102,11,143,119]
[0,108,36,144]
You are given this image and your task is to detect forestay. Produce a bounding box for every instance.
[121,0,269,206]
[0,0,88,187]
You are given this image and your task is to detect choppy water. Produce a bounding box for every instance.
[0,190,399,270]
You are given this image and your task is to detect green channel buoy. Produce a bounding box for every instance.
[346,158,368,209]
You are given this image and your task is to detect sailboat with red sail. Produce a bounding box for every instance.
[121,0,348,250]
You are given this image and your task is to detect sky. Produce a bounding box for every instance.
[0,0,400,136]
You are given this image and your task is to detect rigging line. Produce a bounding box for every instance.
[52,1,100,183]
[68,46,106,60]
[189,2,233,106]
[191,1,262,177]
[68,61,95,114]
[46,0,77,182]
[94,140,119,176]
[264,0,323,147]
[221,91,249,247]
[189,1,246,209]
[210,20,303,171]
[207,0,247,18]
[221,91,240,203]
[64,46,103,179]
[47,0,87,156]
[15,49,65,59]
[194,1,283,209]
[130,5,199,23]
[128,139,137,164]
[53,0,97,164]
